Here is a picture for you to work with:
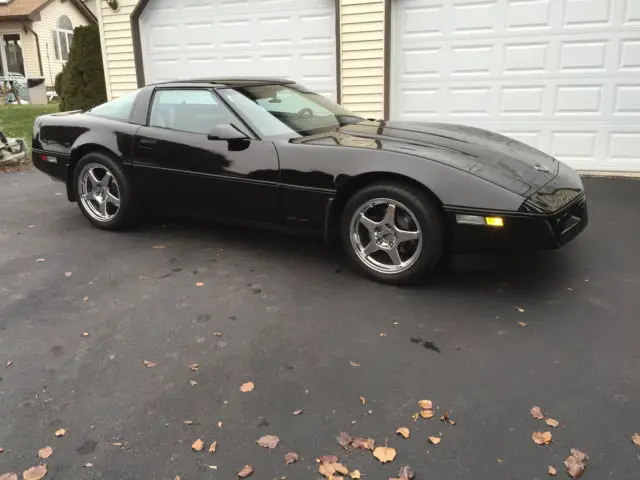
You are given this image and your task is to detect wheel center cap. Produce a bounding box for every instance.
[375,225,397,249]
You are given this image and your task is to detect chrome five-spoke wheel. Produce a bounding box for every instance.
[78,162,121,222]
[349,198,423,274]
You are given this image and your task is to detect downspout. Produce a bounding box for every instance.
[24,23,44,77]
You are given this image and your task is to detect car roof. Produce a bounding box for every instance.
[150,77,296,88]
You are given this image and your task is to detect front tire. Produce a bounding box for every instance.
[340,183,444,285]
[73,151,136,230]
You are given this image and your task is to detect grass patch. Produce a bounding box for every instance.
[0,103,59,150]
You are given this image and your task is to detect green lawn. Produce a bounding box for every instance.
[0,103,60,150]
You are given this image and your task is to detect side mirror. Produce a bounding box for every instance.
[207,123,249,141]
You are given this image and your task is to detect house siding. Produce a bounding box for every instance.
[0,22,39,78]
[34,0,92,86]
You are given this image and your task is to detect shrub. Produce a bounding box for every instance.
[59,24,107,112]
[54,69,64,97]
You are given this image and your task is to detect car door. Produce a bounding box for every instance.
[132,87,280,224]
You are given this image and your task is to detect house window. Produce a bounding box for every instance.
[0,33,26,77]
[53,15,74,61]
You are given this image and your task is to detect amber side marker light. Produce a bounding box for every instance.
[485,217,504,227]
[456,214,504,227]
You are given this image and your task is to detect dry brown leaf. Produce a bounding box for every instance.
[64,272,72,278]
[548,465,557,476]
[397,465,415,479]
[240,382,254,392]
[54,429,66,437]
[111,442,123,447]
[545,418,560,428]
[565,449,587,479]
[284,452,298,464]
[351,437,375,450]
[418,400,433,410]
[0,474,17,480]
[218,421,223,428]
[256,435,279,449]
[429,436,441,445]
[196,282,204,287]
[420,409,434,419]
[81,332,89,337]
[293,409,303,415]
[37,447,52,459]
[359,396,366,405]
[335,464,349,475]
[530,406,544,420]
[532,431,552,445]
[212,332,223,337]
[143,360,158,368]
[518,321,527,327]
[350,470,361,479]
[208,441,217,455]
[317,455,338,464]
[373,445,397,463]
[412,412,419,422]
[189,363,199,372]
[349,361,360,367]
[441,412,456,425]
[237,464,253,478]
[184,420,194,425]
[22,465,47,480]
[516,306,525,312]
[152,245,165,249]
[189,380,198,386]
[175,476,180,480]
[318,463,335,477]
[632,433,640,446]
[336,432,353,448]
[396,427,410,439]
[192,439,204,451]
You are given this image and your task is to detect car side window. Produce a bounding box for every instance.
[149,89,237,135]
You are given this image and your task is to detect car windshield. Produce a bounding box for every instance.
[217,84,364,139]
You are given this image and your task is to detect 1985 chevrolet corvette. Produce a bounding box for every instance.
[32,77,588,284]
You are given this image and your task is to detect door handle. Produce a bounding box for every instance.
[139,138,158,148]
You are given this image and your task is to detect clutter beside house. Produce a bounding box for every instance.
[0,130,27,166]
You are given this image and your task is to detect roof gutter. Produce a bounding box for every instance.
[23,22,44,77]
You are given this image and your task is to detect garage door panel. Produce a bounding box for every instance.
[140,0,337,100]
[391,0,640,171]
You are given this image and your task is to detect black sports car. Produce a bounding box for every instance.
[32,77,588,284]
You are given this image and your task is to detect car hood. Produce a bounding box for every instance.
[337,120,559,197]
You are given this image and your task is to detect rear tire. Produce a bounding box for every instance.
[73,151,137,230]
[340,182,444,285]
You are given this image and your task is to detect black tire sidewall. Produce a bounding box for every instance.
[340,183,444,285]
[73,151,134,230]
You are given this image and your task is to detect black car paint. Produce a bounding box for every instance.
[31,79,588,252]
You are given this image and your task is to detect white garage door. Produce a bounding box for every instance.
[138,0,338,101]
[391,0,640,172]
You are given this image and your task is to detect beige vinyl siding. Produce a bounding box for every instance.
[0,23,39,78]
[34,0,92,86]
[98,0,141,100]
[339,0,385,118]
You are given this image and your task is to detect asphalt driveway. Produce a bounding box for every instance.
[1,171,639,480]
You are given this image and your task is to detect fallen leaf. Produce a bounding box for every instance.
[396,427,410,439]
[293,409,303,415]
[64,272,72,278]
[429,436,441,445]
[196,282,204,287]
[206,465,217,470]
[351,437,375,450]
[549,465,557,476]
[349,361,360,367]
[138,274,149,280]
[334,464,349,475]
[184,420,194,425]
[84,463,93,468]
[418,400,433,410]
[36,258,45,263]
[318,455,338,464]
[516,306,525,312]
[189,363,199,372]
[532,431,552,445]
[359,396,366,405]
[83,296,89,302]
[441,412,456,425]
[518,321,527,327]
[497,458,503,463]
[257,435,279,449]
[237,465,253,478]
[284,452,298,464]
[152,245,165,249]
[373,445,397,463]
[420,409,434,419]
[336,432,353,448]
[240,382,254,392]
[530,406,544,420]
[22,466,46,480]
[545,418,560,428]
[192,439,204,451]
[37,447,52,459]
[175,477,180,480]
[212,332,223,337]
[209,441,217,454]
[0,474,17,480]
[190,380,198,386]
[632,433,640,446]
[319,462,349,477]
[54,429,66,437]
[111,442,123,447]
[380,332,387,337]
[350,470,361,479]
[5,361,13,368]
[218,421,223,428]
[564,449,587,479]
[412,412,419,422]
[81,332,89,337]
[143,360,158,368]
[397,465,415,479]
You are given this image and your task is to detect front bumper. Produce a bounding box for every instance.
[446,194,589,254]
